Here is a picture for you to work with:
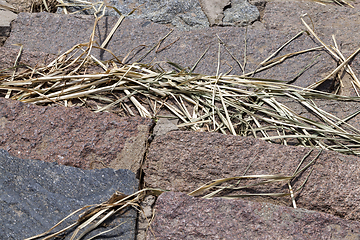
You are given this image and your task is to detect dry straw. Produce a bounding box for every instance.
[1,1,359,239]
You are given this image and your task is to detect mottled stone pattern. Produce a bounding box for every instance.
[144,131,360,221]
[58,0,259,30]
[0,149,138,240]
[0,97,153,171]
[147,192,360,240]
[6,6,360,90]
[0,47,54,71]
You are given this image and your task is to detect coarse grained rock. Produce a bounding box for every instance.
[144,131,360,221]
[5,4,360,90]
[0,46,54,70]
[0,149,138,240]
[0,97,154,172]
[57,0,259,30]
[199,0,230,26]
[222,0,259,26]
[146,192,360,240]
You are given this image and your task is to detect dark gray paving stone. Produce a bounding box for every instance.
[0,149,138,240]
[57,0,259,30]
[147,192,360,239]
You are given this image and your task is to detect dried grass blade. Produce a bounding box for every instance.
[137,29,174,62]
[307,47,360,89]
[5,44,23,98]
[301,16,339,60]
[100,14,125,49]
[190,46,210,72]
[216,34,244,73]
[218,86,236,135]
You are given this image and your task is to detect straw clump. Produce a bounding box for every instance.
[1,3,360,239]
[1,12,360,155]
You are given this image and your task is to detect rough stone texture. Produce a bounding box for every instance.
[58,0,259,30]
[147,192,360,240]
[0,149,138,240]
[144,131,360,221]
[222,0,260,26]
[137,195,156,240]
[278,97,360,130]
[0,97,154,172]
[0,47,54,71]
[5,4,360,90]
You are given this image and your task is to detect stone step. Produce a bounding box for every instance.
[0,97,153,173]
[4,0,360,90]
[147,191,360,239]
[144,131,360,221]
[0,149,138,239]
[57,0,259,30]
[0,46,54,71]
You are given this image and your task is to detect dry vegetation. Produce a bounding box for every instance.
[1,1,359,239]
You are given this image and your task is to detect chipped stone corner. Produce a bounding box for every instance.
[109,124,151,175]
[199,0,231,26]
[136,195,156,240]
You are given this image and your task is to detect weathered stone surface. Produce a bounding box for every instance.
[0,149,138,239]
[256,1,360,87]
[0,97,154,172]
[278,97,360,130]
[0,47,54,71]
[58,0,259,30]
[147,192,360,239]
[144,131,360,221]
[222,0,259,26]
[137,195,156,240]
[5,5,360,90]
[152,118,179,137]
[199,0,230,26]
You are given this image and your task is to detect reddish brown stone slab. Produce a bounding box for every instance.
[0,97,154,172]
[0,47,54,71]
[147,192,360,240]
[5,4,360,90]
[144,131,360,221]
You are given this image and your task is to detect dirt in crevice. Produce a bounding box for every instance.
[249,0,267,21]
[5,0,58,13]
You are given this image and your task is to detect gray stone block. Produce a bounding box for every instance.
[0,149,138,239]
[57,0,259,30]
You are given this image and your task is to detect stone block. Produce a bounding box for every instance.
[57,0,259,30]
[0,149,138,239]
[0,97,153,172]
[0,46,54,71]
[5,6,360,90]
[144,131,360,221]
[147,192,360,239]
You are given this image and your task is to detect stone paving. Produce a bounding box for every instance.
[148,192,360,239]
[1,0,360,239]
[0,149,138,239]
